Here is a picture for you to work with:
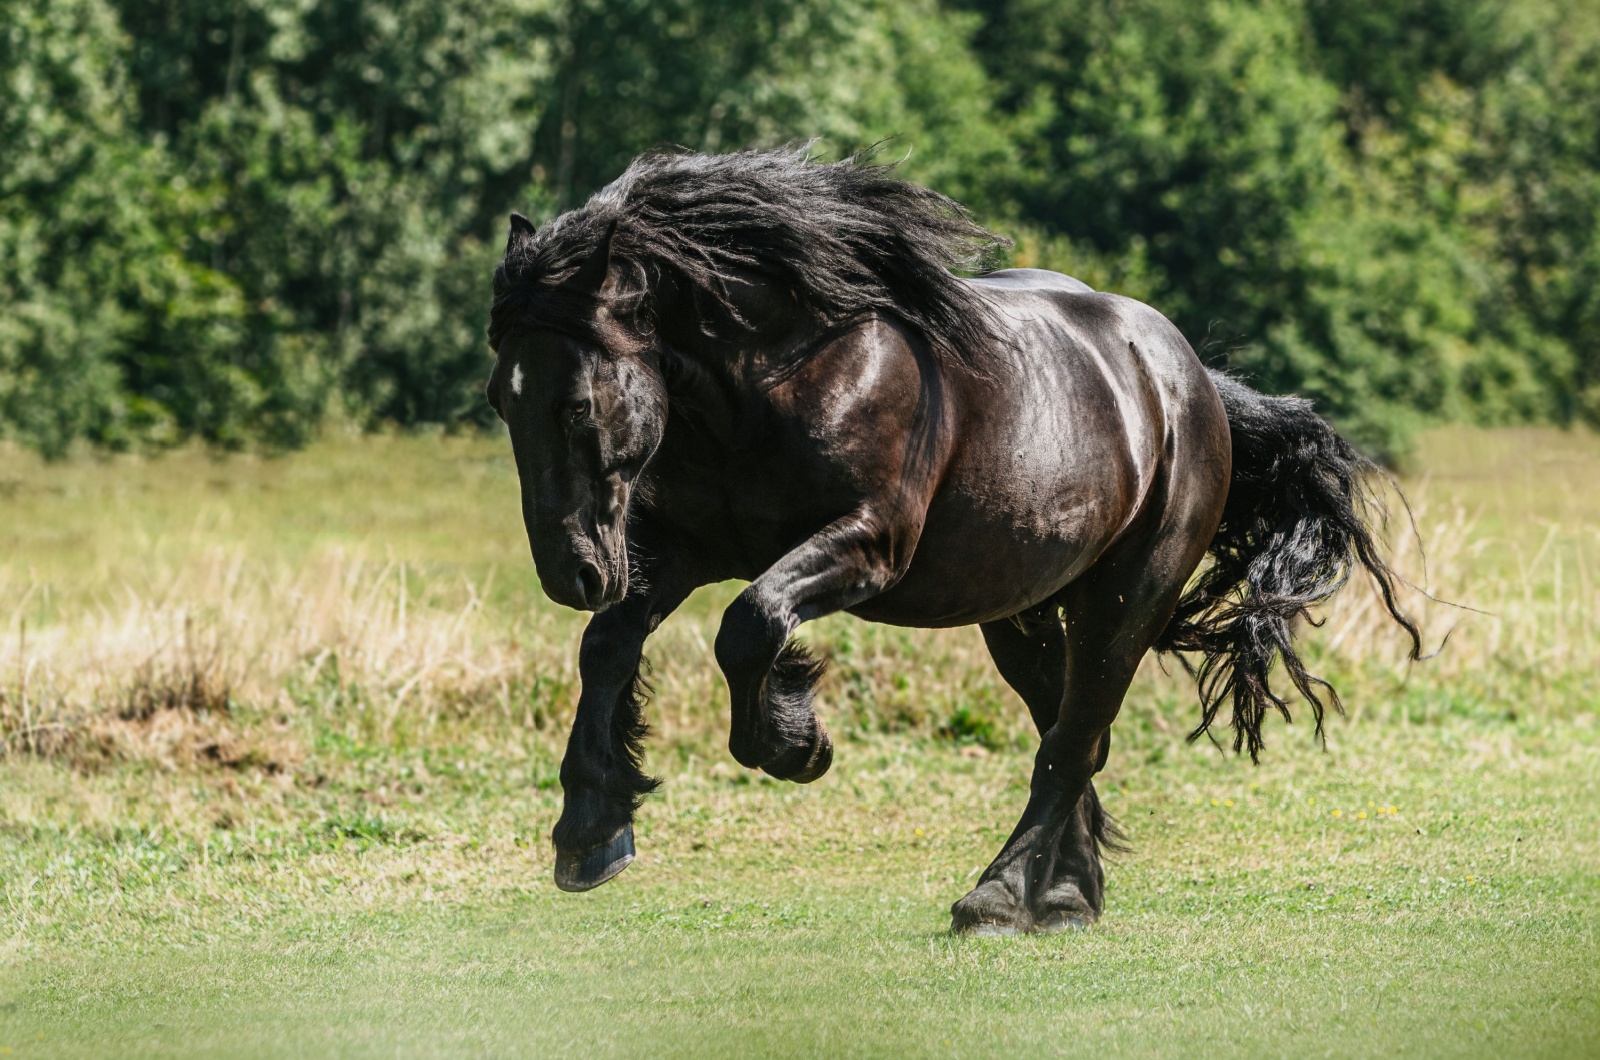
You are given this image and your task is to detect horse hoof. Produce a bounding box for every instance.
[787,725,833,784]
[953,920,1023,937]
[1032,911,1092,934]
[1032,883,1098,932]
[760,723,833,784]
[553,825,634,892]
[950,879,1030,936]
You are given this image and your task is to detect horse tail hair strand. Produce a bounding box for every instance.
[1156,370,1423,761]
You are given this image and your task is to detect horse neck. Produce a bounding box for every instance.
[649,268,824,383]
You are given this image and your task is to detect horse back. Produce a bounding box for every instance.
[966,268,1096,295]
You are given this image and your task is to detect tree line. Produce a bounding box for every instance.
[3,0,1597,458]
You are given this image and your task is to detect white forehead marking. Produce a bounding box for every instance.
[509,362,524,396]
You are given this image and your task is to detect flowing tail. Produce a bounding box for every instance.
[1157,371,1423,760]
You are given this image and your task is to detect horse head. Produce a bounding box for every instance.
[487,213,667,612]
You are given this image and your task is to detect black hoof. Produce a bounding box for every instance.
[950,879,1031,936]
[1032,883,1099,932]
[553,825,635,893]
[761,723,833,784]
[954,919,1025,937]
[1032,911,1093,934]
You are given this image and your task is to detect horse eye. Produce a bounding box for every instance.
[568,399,590,421]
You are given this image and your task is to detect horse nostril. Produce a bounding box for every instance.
[575,563,603,606]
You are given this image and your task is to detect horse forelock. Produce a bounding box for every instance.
[488,211,618,351]
[489,145,1010,363]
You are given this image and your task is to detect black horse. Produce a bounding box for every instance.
[486,148,1420,934]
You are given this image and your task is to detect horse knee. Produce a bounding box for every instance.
[578,632,644,688]
[714,590,790,683]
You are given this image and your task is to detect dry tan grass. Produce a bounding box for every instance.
[1,428,1595,773]
[1,549,551,765]
[1319,484,1599,675]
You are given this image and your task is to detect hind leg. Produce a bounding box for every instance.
[952,513,1213,934]
[962,606,1111,933]
[979,604,1068,735]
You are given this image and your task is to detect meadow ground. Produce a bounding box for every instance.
[0,426,1596,1058]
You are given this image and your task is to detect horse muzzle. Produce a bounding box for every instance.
[537,547,628,612]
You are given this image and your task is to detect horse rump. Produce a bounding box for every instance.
[1157,371,1423,760]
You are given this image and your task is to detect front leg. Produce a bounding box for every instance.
[551,563,695,892]
[714,511,911,782]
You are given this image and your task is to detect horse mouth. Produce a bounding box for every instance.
[541,554,627,612]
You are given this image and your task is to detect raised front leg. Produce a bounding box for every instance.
[552,560,696,892]
[714,512,911,782]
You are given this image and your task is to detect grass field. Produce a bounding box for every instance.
[1,426,1597,1058]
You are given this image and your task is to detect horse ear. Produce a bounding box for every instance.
[506,212,537,255]
[565,220,617,294]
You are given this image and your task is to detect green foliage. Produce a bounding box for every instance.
[936,704,1004,750]
[2,0,1598,454]
[958,0,1600,456]
[0,0,343,455]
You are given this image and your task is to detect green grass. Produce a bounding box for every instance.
[1,427,1598,1057]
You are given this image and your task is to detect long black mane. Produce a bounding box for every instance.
[490,146,1010,360]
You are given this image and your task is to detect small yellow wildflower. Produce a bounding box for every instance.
[1223,799,1234,807]
[1389,805,1398,814]
[1467,876,1476,885]
[1332,809,1342,818]
[1357,812,1368,820]
[1307,797,1315,805]
[1211,798,1220,806]
[914,828,924,836]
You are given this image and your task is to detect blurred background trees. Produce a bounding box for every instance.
[2,0,1596,457]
